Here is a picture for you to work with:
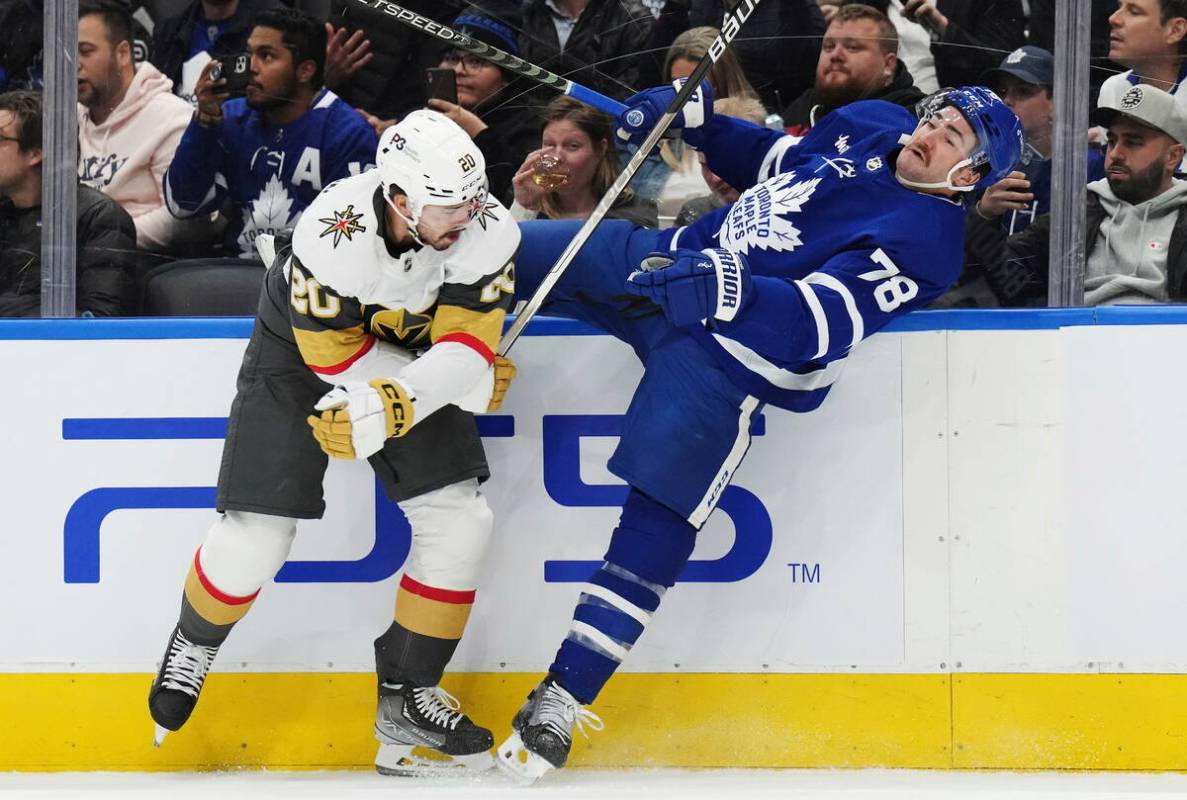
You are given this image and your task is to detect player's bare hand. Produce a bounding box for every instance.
[427,98,488,138]
[900,0,949,35]
[819,1,839,23]
[975,171,1033,218]
[194,59,230,119]
[324,23,373,90]
[512,149,549,211]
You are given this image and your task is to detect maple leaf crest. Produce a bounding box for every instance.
[716,171,821,255]
[238,174,298,252]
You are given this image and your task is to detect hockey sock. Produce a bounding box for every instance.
[549,489,697,704]
[174,511,297,647]
[178,548,258,647]
[376,575,475,686]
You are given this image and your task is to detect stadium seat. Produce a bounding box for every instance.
[139,258,266,316]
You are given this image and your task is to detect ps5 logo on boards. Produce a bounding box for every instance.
[61,414,773,586]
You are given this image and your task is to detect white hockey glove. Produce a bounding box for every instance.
[307,378,415,460]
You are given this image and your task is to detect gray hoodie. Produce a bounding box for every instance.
[1085,177,1187,305]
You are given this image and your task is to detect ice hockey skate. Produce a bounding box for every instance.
[373,682,495,776]
[496,677,604,784]
[148,625,220,746]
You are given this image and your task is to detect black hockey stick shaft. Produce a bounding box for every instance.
[348,0,628,117]
[498,0,766,355]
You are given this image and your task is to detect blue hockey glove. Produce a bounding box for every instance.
[625,247,752,327]
[616,78,715,150]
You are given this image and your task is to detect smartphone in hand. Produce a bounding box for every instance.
[211,52,252,98]
[426,67,458,105]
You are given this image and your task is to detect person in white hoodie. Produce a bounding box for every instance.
[1003,83,1187,306]
[78,0,199,254]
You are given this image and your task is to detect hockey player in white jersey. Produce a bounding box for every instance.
[495,85,1023,782]
[147,109,520,777]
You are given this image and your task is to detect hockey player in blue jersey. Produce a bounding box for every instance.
[494,83,1023,784]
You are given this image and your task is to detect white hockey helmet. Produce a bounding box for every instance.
[376,109,489,237]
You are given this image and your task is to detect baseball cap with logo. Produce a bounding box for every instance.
[1093,83,1187,146]
[981,46,1054,89]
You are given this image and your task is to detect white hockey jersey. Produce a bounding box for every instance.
[261,169,520,422]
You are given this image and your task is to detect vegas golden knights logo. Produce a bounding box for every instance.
[366,307,434,348]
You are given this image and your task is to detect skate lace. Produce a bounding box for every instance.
[160,631,216,698]
[412,686,465,731]
[536,682,605,744]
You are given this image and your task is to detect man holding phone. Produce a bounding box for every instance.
[164,7,377,258]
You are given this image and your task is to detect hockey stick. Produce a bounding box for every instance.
[498,0,765,355]
[347,0,628,117]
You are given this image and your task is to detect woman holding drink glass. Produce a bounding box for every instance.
[510,96,658,227]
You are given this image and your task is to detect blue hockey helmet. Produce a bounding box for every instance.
[909,86,1024,193]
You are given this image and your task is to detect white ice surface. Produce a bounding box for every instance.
[3,769,1187,800]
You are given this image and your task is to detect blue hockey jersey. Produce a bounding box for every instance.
[655,100,968,412]
[164,88,378,256]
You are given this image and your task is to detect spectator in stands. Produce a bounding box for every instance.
[0,91,135,316]
[1098,0,1187,109]
[150,0,284,105]
[936,46,1109,308]
[674,93,769,226]
[1027,0,1116,103]
[325,0,465,123]
[890,0,1025,89]
[164,8,377,259]
[663,25,761,101]
[819,0,939,93]
[519,0,654,101]
[0,0,42,92]
[511,95,658,226]
[642,0,826,112]
[651,26,763,225]
[78,1,198,254]
[976,46,1107,235]
[1003,84,1187,306]
[784,4,923,136]
[423,3,543,205]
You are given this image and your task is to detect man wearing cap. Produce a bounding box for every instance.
[1004,83,1187,306]
[936,47,1106,307]
[974,46,1106,234]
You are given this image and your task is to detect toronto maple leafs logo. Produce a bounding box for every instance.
[319,204,367,247]
[238,174,299,253]
[717,171,821,255]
